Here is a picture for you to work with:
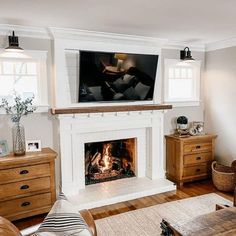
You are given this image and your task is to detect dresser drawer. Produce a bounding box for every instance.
[183,165,209,177]
[0,193,52,217]
[183,142,212,154]
[0,163,50,184]
[0,177,50,199]
[184,153,212,166]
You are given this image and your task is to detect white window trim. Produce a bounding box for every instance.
[0,49,49,113]
[164,59,201,107]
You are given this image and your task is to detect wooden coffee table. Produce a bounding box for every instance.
[161,207,236,236]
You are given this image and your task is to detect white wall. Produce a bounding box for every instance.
[162,49,205,135]
[205,47,236,165]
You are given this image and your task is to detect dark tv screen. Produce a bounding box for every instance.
[78,51,158,102]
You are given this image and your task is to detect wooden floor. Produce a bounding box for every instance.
[13,180,233,230]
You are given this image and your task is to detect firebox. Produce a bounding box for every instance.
[85,138,136,185]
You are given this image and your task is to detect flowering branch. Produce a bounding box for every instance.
[0,96,36,123]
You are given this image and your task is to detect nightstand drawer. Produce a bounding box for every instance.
[0,177,50,199]
[183,165,208,177]
[184,153,212,166]
[0,163,50,184]
[0,193,52,217]
[183,142,212,154]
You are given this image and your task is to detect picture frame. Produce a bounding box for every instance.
[0,140,9,157]
[26,140,42,152]
[192,121,204,135]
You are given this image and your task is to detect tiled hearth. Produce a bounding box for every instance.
[58,110,175,209]
[69,177,175,210]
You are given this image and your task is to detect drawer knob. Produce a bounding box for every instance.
[196,157,201,160]
[196,168,201,172]
[21,202,30,207]
[196,145,201,149]
[20,170,29,175]
[20,185,29,190]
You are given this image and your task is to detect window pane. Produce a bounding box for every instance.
[0,76,14,95]
[14,76,38,100]
[27,62,37,75]
[174,68,180,78]
[15,62,27,74]
[169,79,193,99]
[2,62,14,74]
[169,68,174,78]
[181,68,187,78]
[187,68,193,78]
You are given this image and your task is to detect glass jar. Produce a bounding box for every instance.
[12,122,26,156]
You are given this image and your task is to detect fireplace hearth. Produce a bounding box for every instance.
[85,138,136,185]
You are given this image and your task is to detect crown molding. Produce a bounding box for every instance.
[49,27,207,51]
[163,40,205,52]
[0,24,51,39]
[205,37,236,52]
[49,27,168,47]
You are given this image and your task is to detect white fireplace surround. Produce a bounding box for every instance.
[59,110,169,196]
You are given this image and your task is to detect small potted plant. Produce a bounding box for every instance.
[0,96,36,156]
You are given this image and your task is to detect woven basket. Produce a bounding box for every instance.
[212,161,235,192]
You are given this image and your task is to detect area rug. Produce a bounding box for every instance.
[95,193,232,236]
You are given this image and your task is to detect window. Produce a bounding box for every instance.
[164,59,201,106]
[0,50,48,109]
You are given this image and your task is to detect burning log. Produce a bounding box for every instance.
[91,170,120,180]
[91,152,101,166]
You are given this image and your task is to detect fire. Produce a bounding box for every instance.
[101,143,112,172]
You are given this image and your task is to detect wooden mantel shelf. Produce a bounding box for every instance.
[51,104,172,115]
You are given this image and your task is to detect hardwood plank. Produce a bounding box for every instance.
[51,104,172,115]
[13,180,234,230]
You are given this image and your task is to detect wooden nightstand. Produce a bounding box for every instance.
[0,148,57,221]
[165,134,217,187]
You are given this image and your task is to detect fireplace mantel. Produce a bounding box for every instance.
[51,104,172,114]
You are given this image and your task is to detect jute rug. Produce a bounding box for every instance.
[95,193,232,236]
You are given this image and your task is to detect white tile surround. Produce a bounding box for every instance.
[58,110,176,209]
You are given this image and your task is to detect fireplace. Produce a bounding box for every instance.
[85,138,136,185]
[58,110,174,201]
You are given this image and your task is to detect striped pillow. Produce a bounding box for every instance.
[32,198,92,236]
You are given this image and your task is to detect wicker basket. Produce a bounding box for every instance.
[212,161,235,192]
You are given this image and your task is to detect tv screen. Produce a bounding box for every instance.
[78,51,159,102]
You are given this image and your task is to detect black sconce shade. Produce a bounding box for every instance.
[5,31,23,51]
[180,47,194,61]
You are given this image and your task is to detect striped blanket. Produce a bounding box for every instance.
[32,197,92,236]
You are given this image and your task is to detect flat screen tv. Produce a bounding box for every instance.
[78,51,159,102]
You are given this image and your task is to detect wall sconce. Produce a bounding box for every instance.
[114,53,127,71]
[5,31,24,52]
[180,47,194,61]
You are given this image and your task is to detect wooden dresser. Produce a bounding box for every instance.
[0,148,57,221]
[165,134,217,187]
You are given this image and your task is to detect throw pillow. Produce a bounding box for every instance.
[32,199,92,236]
[123,74,135,84]
[112,78,128,93]
[123,87,140,100]
[134,82,151,100]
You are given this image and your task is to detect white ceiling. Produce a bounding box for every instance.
[1,0,236,44]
